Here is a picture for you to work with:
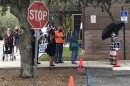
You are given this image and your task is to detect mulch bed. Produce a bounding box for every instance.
[0,68,87,86]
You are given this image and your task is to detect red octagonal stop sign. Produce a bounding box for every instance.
[28,1,49,29]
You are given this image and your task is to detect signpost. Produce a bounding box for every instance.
[121,11,128,60]
[39,43,47,53]
[28,1,49,29]
[121,11,128,23]
[90,15,96,23]
[113,40,121,67]
[27,1,49,86]
[113,41,120,49]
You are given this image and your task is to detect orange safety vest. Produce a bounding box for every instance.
[55,31,63,43]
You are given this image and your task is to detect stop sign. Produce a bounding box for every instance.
[27,1,49,29]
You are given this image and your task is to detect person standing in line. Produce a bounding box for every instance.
[3,28,15,60]
[55,26,64,64]
[69,30,79,64]
[31,29,35,65]
[13,26,20,54]
[46,29,56,69]
[110,32,121,65]
[31,29,41,65]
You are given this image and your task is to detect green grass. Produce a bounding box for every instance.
[39,47,71,61]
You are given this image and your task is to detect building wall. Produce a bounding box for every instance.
[53,15,60,28]
[84,4,130,60]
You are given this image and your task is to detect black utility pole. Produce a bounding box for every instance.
[123,25,126,60]
[82,5,85,49]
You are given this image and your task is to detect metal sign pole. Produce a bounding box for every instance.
[33,29,39,86]
[123,25,126,60]
[121,11,127,60]
[28,2,48,86]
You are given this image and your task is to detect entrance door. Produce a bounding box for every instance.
[72,14,81,39]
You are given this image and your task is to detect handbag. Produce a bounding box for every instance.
[71,42,78,48]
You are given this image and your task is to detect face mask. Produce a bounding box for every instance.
[59,30,62,32]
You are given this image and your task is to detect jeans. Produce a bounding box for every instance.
[55,43,63,62]
[71,50,78,63]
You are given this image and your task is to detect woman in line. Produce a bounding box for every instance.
[13,26,20,54]
[46,29,56,69]
[69,30,79,64]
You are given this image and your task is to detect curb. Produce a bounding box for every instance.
[86,69,93,86]
[113,67,130,70]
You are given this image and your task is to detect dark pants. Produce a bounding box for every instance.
[32,43,39,65]
[55,43,63,63]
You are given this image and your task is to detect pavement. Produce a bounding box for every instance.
[0,41,3,58]
[0,57,130,70]
[89,68,130,86]
[0,40,130,70]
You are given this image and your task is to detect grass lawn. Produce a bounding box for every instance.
[39,47,72,61]
[39,47,82,61]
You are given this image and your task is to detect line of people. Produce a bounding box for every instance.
[46,26,79,69]
[3,25,79,66]
[31,25,80,69]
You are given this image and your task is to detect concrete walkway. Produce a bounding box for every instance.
[39,60,130,71]
[0,58,130,70]
[0,40,130,70]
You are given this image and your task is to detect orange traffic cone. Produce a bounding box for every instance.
[68,76,74,86]
[77,57,85,70]
[113,50,120,67]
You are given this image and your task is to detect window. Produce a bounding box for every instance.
[74,15,81,31]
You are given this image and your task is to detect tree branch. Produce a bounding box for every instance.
[10,0,30,21]
[10,0,20,20]
[50,10,60,20]
[102,3,115,22]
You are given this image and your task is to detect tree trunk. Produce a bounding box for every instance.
[19,17,33,78]
[10,0,33,78]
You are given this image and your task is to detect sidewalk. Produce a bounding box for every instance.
[0,56,130,70]
[35,60,130,70]
[0,40,130,70]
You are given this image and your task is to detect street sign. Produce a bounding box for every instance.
[121,11,128,23]
[27,1,49,86]
[28,1,49,29]
[39,43,47,53]
[121,11,127,59]
[113,40,120,49]
[91,15,96,23]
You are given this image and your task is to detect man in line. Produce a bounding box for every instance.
[55,26,64,63]
[31,29,41,65]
